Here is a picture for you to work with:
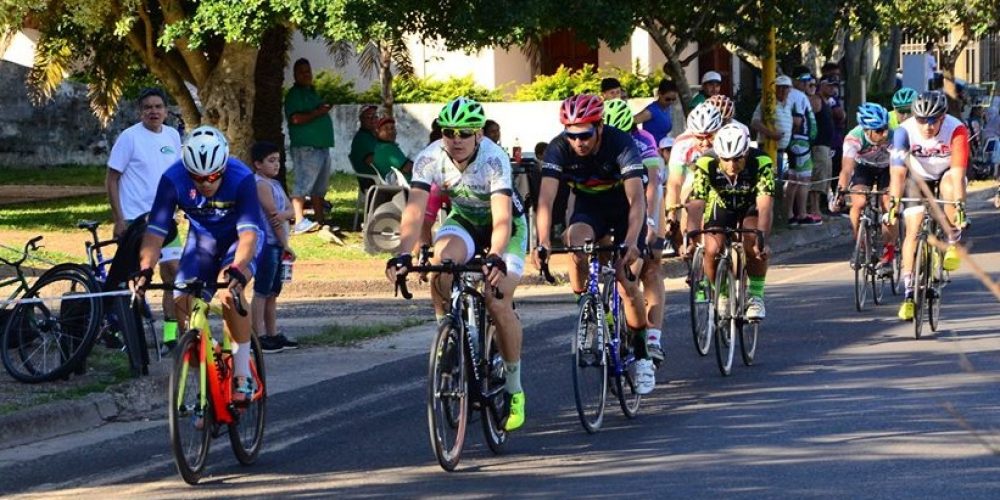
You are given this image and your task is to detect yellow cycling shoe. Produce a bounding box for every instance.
[898,299,915,321]
[943,245,960,272]
[504,392,525,431]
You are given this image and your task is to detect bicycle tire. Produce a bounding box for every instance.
[853,222,870,312]
[913,238,929,339]
[480,322,508,454]
[427,322,467,471]
[614,302,641,419]
[870,221,887,305]
[689,247,711,356]
[169,330,212,485]
[738,259,757,366]
[891,225,904,295]
[928,248,943,332]
[714,257,736,376]
[572,294,607,434]
[230,334,267,465]
[1,268,102,383]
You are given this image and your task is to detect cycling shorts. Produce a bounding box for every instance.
[176,228,263,300]
[705,204,759,230]
[434,214,527,277]
[850,164,890,191]
[569,190,647,251]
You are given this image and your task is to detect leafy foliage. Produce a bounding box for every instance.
[312,71,502,104]
[512,64,665,102]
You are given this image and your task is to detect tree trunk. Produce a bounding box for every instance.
[380,42,394,118]
[874,26,901,96]
[843,31,866,130]
[199,42,259,164]
[253,26,291,189]
[642,22,694,113]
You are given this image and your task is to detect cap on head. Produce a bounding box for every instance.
[376,116,396,129]
[701,71,722,84]
[775,75,793,87]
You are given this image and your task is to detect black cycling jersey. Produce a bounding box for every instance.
[692,148,776,214]
[541,126,645,195]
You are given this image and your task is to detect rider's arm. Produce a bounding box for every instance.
[756,155,777,240]
[488,193,513,254]
[950,124,970,201]
[687,157,711,231]
[536,146,564,249]
[622,177,646,247]
[665,145,687,222]
[838,135,859,192]
[643,157,663,223]
[889,127,911,201]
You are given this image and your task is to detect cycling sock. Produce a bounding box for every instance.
[646,328,661,347]
[504,360,522,394]
[884,244,896,261]
[234,341,252,378]
[749,276,766,299]
[435,314,447,328]
[162,319,178,344]
[903,273,914,299]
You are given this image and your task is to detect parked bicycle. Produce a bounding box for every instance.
[538,238,641,434]
[686,227,764,376]
[138,279,265,485]
[901,197,961,339]
[394,248,509,471]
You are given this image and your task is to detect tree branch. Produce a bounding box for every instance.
[157,0,210,84]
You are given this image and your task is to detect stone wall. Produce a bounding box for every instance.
[0,60,138,167]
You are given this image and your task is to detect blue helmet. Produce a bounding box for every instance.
[856,103,889,130]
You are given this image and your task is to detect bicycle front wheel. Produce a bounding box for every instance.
[427,322,468,471]
[738,263,758,366]
[714,258,736,376]
[913,238,930,339]
[2,269,102,383]
[481,322,508,454]
[229,334,267,465]
[853,222,870,312]
[169,330,212,485]
[928,247,944,332]
[614,306,641,419]
[689,247,711,356]
[572,294,608,434]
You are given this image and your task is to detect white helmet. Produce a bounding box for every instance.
[686,103,723,134]
[713,123,750,159]
[182,125,229,176]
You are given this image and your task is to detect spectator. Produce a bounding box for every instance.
[657,136,674,165]
[635,79,680,144]
[690,71,723,108]
[348,104,380,191]
[790,68,821,223]
[925,41,939,90]
[249,141,298,353]
[600,77,623,100]
[807,74,836,218]
[372,116,413,182]
[105,87,182,352]
[285,58,333,235]
[821,61,847,178]
[752,76,799,221]
[483,119,501,145]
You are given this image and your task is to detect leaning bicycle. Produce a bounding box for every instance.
[138,279,265,485]
[539,239,641,434]
[394,251,509,471]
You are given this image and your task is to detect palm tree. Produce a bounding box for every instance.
[327,37,414,117]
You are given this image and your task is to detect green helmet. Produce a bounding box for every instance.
[437,97,487,128]
[603,99,634,131]
[892,87,917,110]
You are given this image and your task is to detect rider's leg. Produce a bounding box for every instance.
[848,188,867,239]
[743,216,768,306]
[428,232,471,325]
[485,273,522,390]
[640,247,665,362]
[565,222,596,296]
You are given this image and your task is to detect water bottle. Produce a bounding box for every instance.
[512,137,522,164]
[280,251,293,283]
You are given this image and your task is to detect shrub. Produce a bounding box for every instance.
[313,71,363,104]
[512,64,667,101]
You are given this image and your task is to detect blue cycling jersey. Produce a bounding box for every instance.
[147,158,264,241]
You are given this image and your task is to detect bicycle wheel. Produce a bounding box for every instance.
[230,334,267,465]
[714,257,736,376]
[738,262,758,366]
[480,322,508,454]
[870,226,886,306]
[169,330,212,485]
[427,322,467,471]
[614,300,641,419]
[572,294,608,433]
[853,222,870,312]
[113,296,147,377]
[138,301,160,363]
[928,247,943,332]
[2,269,102,383]
[891,225,904,295]
[688,246,711,356]
[913,238,929,340]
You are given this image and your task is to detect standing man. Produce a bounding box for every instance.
[690,71,723,109]
[285,58,334,235]
[806,73,836,220]
[106,87,182,352]
[924,42,939,90]
[635,79,680,145]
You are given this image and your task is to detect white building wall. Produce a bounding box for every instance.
[285,31,376,91]
[1,29,39,67]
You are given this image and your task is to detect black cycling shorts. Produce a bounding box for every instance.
[705,204,759,229]
[569,190,647,250]
[850,164,890,191]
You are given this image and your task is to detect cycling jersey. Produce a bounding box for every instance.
[632,128,663,186]
[692,148,776,218]
[668,132,711,177]
[147,158,264,241]
[410,137,524,227]
[890,115,969,180]
[542,126,645,194]
[843,126,891,168]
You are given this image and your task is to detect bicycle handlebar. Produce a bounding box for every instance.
[537,242,637,284]
[394,256,504,301]
[137,280,248,317]
[0,236,43,267]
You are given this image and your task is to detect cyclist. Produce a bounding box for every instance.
[690,124,775,320]
[132,126,265,402]
[603,98,668,363]
[889,91,968,321]
[832,103,897,276]
[384,97,528,431]
[889,87,917,130]
[667,103,724,253]
[532,94,655,394]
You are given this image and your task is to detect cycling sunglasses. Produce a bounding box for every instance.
[915,115,942,125]
[564,128,596,141]
[189,171,223,184]
[442,128,477,139]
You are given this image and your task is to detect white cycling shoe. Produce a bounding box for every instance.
[746,297,766,320]
[635,359,655,395]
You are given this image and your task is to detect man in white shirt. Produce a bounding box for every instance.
[106,87,183,351]
[925,42,938,90]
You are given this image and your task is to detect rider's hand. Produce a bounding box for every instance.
[955,201,968,229]
[129,267,154,297]
[224,265,247,294]
[283,246,297,261]
[887,196,900,226]
[830,190,845,213]
[531,243,549,271]
[756,243,772,260]
[620,240,640,269]
[483,254,507,288]
[385,253,413,283]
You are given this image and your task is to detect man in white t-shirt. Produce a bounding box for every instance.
[924,42,938,90]
[106,87,183,351]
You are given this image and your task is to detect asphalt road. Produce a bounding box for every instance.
[2,198,998,498]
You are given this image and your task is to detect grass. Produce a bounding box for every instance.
[298,318,428,347]
[0,348,131,416]
[0,164,107,186]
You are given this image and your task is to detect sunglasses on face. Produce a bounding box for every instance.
[564,128,596,141]
[896,108,912,115]
[441,128,477,139]
[189,171,223,184]
[871,127,888,134]
[915,115,942,125]
[695,133,713,142]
